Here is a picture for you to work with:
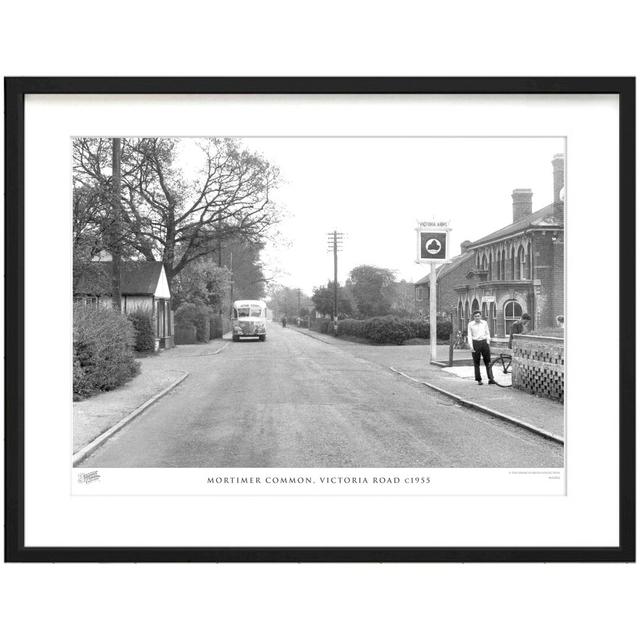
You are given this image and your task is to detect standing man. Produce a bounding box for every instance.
[508,312,531,348]
[468,310,496,385]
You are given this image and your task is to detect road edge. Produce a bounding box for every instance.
[288,326,338,345]
[72,372,190,466]
[389,367,564,445]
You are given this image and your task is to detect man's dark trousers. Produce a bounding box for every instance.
[471,339,494,382]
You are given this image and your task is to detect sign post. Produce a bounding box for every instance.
[416,221,451,363]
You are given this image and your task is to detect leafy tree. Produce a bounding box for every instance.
[219,237,268,303]
[348,265,396,318]
[390,279,417,317]
[311,281,353,318]
[171,260,231,310]
[268,285,312,318]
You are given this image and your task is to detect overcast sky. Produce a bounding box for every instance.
[183,137,565,296]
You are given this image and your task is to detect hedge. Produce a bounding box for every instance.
[309,317,334,334]
[128,310,156,352]
[209,315,231,339]
[73,303,140,400]
[321,315,453,344]
[175,302,213,343]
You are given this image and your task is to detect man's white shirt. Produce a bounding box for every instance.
[467,319,491,345]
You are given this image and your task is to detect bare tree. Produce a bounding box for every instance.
[73,137,280,292]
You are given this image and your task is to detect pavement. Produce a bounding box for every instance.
[73,343,226,454]
[291,327,564,442]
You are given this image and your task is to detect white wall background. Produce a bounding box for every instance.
[1,2,638,639]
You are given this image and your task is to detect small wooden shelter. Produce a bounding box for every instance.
[74,260,174,350]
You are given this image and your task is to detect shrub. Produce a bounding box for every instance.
[175,324,197,344]
[310,317,334,334]
[336,318,363,338]
[210,314,224,339]
[436,319,453,340]
[333,316,452,344]
[402,318,428,339]
[73,303,139,400]
[194,309,210,342]
[200,303,215,341]
[128,310,156,352]
[175,302,212,342]
[363,316,411,344]
[174,302,198,328]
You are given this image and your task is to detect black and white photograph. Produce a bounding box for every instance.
[71,135,566,478]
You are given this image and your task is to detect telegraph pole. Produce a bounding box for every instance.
[327,230,344,334]
[111,138,122,312]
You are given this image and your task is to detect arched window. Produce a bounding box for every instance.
[472,298,480,314]
[464,301,470,325]
[488,253,493,280]
[496,250,502,280]
[481,302,488,320]
[489,302,497,337]
[504,300,523,336]
[458,301,464,331]
[501,250,506,280]
[482,254,487,271]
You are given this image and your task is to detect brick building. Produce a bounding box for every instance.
[416,153,565,338]
[414,241,475,319]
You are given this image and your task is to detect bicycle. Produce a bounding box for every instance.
[489,352,513,387]
[453,331,467,350]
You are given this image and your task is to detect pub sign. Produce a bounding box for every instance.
[416,221,450,263]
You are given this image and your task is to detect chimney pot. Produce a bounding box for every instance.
[511,188,533,222]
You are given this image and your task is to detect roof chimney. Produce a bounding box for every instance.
[460,240,472,253]
[552,153,565,204]
[511,189,533,222]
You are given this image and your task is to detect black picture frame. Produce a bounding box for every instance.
[4,77,635,563]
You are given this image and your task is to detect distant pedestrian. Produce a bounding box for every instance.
[468,311,495,385]
[281,316,287,328]
[508,312,531,348]
[556,314,564,329]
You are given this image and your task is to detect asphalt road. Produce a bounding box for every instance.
[80,323,564,468]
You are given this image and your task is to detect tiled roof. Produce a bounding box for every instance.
[75,261,164,295]
[415,251,474,286]
[467,203,563,248]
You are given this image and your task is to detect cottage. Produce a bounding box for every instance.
[74,260,174,350]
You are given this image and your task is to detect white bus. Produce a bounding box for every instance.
[231,299,268,342]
